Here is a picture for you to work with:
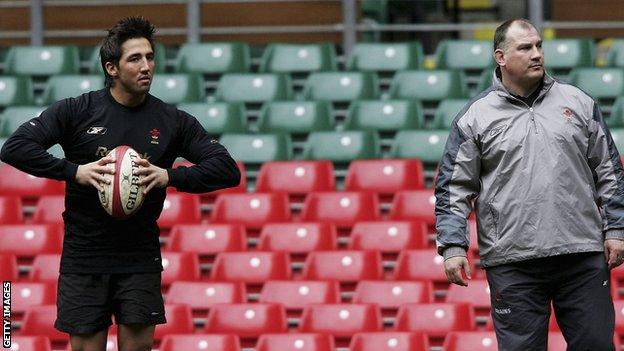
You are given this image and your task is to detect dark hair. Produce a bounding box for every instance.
[100,17,156,88]
[493,18,535,52]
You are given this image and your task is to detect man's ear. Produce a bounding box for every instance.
[494,49,506,67]
[105,62,118,78]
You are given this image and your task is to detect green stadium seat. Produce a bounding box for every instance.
[5,45,80,76]
[303,130,380,162]
[608,97,624,128]
[347,42,424,72]
[610,128,624,152]
[543,39,594,72]
[390,130,449,165]
[42,75,104,105]
[260,43,337,73]
[569,68,624,100]
[344,100,424,132]
[1,106,46,137]
[150,73,205,104]
[606,40,624,68]
[303,72,379,102]
[258,101,332,134]
[89,43,167,74]
[0,76,34,106]
[432,99,470,129]
[215,73,292,103]
[178,102,246,134]
[219,133,292,163]
[389,70,468,102]
[175,42,250,74]
[361,0,388,23]
[476,69,494,92]
[435,40,494,71]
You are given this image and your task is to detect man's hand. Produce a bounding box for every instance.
[444,256,472,286]
[75,156,115,192]
[135,158,168,194]
[605,239,624,269]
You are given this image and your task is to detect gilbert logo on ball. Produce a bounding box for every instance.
[99,145,145,218]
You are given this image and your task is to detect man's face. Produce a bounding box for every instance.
[107,37,155,96]
[496,23,544,84]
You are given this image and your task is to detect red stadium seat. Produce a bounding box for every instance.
[160,252,200,285]
[0,254,18,281]
[302,250,383,283]
[615,300,624,334]
[258,222,338,254]
[259,280,341,311]
[0,224,62,257]
[166,281,246,311]
[157,193,201,229]
[394,249,474,283]
[445,279,491,311]
[468,220,479,254]
[9,336,52,351]
[0,164,64,198]
[349,221,429,252]
[548,332,568,351]
[153,304,194,340]
[344,159,425,195]
[349,332,429,351]
[256,161,335,197]
[301,192,379,228]
[211,252,291,283]
[211,193,290,229]
[32,195,64,225]
[299,303,383,337]
[13,282,56,314]
[0,196,23,224]
[21,305,68,342]
[395,303,476,337]
[28,254,61,282]
[442,331,498,351]
[353,281,433,309]
[389,190,437,225]
[256,333,335,351]
[166,224,246,255]
[205,303,287,337]
[161,334,241,351]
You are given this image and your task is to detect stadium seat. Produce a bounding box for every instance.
[28,254,61,282]
[211,251,291,283]
[344,159,425,195]
[211,193,290,228]
[301,192,379,228]
[150,73,205,104]
[303,72,379,102]
[442,331,498,351]
[299,303,383,337]
[175,42,251,73]
[0,195,23,224]
[303,131,380,163]
[432,99,470,129]
[609,97,624,128]
[349,332,429,351]
[12,282,56,314]
[347,42,424,72]
[0,106,46,137]
[611,128,624,152]
[614,299,624,334]
[0,75,34,106]
[435,40,494,71]
[161,334,241,351]
[166,224,246,255]
[543,39,594,73]
[569,68,624,100]
[389,70,468,102]
[344,100,424,132]
[205,303,288,337]
[445,279,491,310]
[0,163,64,197]
[394,249,474,283]
[607,39,624,67]
[258,222,338,253]
[0,224,63,256]
[0,254,18,281]
[32,195,64,225]
[389,190,437,225]
[177,102,247,134]
[394,303,476,337]
[259,280,341,311]
[166,282,246,311]
[153,304,194,340]
[349,221,429,253]
[352,280,433,309]
[8,336,52,351]
[21,305,68,341]
[302,250,383,282]
[547,332,569,351]
[390,130,449,166]
[5,45,79,75]
[219,133,292,163]
[88,42,167,74]
[160,252,200,285]
[260,43,337,73]
[257,333,335,351]
[476,69,494,92]
[215,73,293,102]
[157,193,201,229]
[41,75,104,104]
[257,101,333,134]
[255,161,336,196]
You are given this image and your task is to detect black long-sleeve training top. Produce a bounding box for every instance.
[0,88,240,274]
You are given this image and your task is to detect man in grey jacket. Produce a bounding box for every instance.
[435,18,624,350]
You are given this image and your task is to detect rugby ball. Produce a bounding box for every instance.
[98,145,145,219]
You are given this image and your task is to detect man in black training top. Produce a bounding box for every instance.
[0,17,240,351]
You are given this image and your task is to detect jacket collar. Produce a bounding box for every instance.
[492,66,555,100]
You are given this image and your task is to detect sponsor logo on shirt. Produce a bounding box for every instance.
[563,108,573,119]
[489,124,508,137]
[87,126,107,135]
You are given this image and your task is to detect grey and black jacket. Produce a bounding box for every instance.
[435,70,624,267]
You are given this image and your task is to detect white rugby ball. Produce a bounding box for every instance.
[98,145,145,219]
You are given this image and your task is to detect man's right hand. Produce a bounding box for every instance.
[75,156,115,192]
[444,256,472,286]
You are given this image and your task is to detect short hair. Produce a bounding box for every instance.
[100,17,156,88]
[493,19,536,52]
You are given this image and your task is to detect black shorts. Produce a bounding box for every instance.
[54,273,166,334]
